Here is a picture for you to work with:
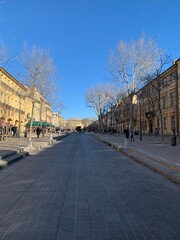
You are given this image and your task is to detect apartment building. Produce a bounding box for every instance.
[0,67,54,136]
[103,59,180,136]
[0,67,27,134]
[135,59,180,136]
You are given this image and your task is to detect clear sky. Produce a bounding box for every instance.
[0,0,180,120]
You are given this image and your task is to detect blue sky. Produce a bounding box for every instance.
[0,0,180,120]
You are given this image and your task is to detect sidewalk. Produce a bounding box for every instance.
[91,132,180,184]
[0,132,68,166]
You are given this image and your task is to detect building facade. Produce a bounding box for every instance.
[0,67,27,134]
[135,59,180,136]
[102,59,180,137]
[0,67,56,136]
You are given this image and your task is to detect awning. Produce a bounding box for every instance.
[46,123,54,127]
[26,121,48,127]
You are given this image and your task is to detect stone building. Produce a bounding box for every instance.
[135,59,180,136]
[102,59,180,136]
[0,67,54,136]
[0,67,27,135]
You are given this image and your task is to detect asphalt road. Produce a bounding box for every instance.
[0,133,180,240]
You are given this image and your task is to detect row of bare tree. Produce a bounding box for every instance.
[86,33,172,142]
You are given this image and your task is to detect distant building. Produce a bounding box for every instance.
[65,118,84,130]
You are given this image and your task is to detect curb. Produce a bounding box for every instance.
[0,151,29,167]
[91,134,180,185]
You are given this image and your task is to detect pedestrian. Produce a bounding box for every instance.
[42,128,45,137]
[16,126,20,138]
[36,127,41,138]
[130,129,134,142]
[154,128,158,138]
[24,129,28,138]
[124,127,129,150]
[12,126,17,137]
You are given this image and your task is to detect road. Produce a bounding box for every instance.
[0,133,180,240]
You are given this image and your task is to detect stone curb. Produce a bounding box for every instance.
[91,134,180,185]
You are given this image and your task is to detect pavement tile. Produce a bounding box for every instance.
[0,133,180,240]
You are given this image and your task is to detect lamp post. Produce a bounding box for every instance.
[18,97,21,138]
[171,107,177,146]
[174,107,176,136]
[140,103,142,141]
[17,90,23,138]
[50,115,53,141]
[139,91,142,141]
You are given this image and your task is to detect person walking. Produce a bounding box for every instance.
[36,127,41,138]
[12,126,17,137]
[124,127,129,150]
[130,129,134,142]
[42,128,45,137]
[154,128,158,138]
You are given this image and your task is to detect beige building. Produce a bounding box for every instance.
[103,59,180,136]
[0,67,54,136]
[0,67,27,134]
[65,118,84,130]
[25,86,53,127]
[135,59,180,136]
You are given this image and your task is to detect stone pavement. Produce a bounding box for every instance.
[91,132,180,184]
[0,133,180,240]
[0,132,68,167]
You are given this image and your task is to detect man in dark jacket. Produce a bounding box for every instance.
[36,127,41,138]
[124,128,129,139]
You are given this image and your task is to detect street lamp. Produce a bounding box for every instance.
[139,91,142,141]
[17,90,23,138]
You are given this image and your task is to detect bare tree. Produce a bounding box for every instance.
[86,83,114,132]
[108,33,166,129]
[143,54,172,143]
[20,43,56,147]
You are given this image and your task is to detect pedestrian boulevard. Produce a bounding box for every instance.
[0,133,179,240]
[0,132,180,185]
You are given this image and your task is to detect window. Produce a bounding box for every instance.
[170,93,175,107]
[145,121,147,131]
[157,118,160,129]
[162,95,167,108]
[163,117,167,130]
[171,116,175,131]
[170,73,176,81]
[162,78,167,86]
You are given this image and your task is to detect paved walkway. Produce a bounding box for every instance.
[0,131,180,184]
[0,133,180,240]
[0,132,67,156]
[91,132,180,184]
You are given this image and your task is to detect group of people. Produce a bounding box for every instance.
[24,127,46,138]
[12,126,19,137]
[124,128,135,141]
[124,127,135,150]
[36,127,46,138]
